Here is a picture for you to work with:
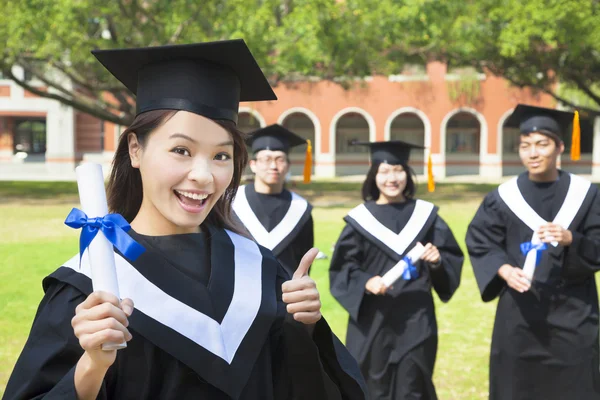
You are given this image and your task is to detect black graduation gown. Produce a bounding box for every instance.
[466,171,600,400]
[329,200,464,400]
[232,183,314,277]
[4,225,366,400]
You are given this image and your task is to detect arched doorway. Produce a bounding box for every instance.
[238,112,262,133]
[389,112,426,175]
[334,112,371,176]
[501,119,522,176]
[281,112,315,177]
[445,112,480,176]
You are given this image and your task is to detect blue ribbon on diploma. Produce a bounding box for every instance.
[401,256,419,280]
[520,241,548,266]
[64,208,145,264]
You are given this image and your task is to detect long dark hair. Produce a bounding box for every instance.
[106,110,248,235]
[361,161,417,202]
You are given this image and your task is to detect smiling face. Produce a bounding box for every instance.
[249,149,290,186]
[128,111,235,235]
[518,132,563,179]
[375,162,408,203]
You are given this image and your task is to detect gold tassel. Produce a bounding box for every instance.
[303,140,312,184]
[571,110,580,161]
[427,152,435,192]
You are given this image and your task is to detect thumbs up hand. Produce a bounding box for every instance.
[281,248,322,325]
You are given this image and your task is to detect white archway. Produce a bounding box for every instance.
[277,107,322,157]
[441,107,488,176]
[496,108,515,162]
[329,107,376,157]
[385,107,431,173]
[238,107,266,128]
[384,107,432,148]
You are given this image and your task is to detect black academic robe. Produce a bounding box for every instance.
[232,183,314,277]
[329,200,464,400]
[4,225,366,400]
[466,171,600,400]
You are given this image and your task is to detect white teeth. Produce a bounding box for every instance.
[176,190,209,200]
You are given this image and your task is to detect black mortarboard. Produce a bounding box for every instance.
[247,124,307,153]
[504,104,574,137]
[247,124,313,183]
[92,39,277,124]
[353,140,424,165]
[504,104,581,160]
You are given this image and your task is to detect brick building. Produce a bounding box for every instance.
[0,63,597,181]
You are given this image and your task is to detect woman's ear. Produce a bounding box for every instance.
[128,133,142,168]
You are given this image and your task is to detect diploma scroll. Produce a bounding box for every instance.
[75,163,126,351]
[381,243,426,288]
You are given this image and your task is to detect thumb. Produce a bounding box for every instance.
[293,248,319,280]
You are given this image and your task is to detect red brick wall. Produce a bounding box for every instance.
[75,112,103,153]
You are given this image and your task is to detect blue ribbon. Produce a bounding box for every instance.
[520,241,548,266]
[65,208,145,264]
[401,256,419,280]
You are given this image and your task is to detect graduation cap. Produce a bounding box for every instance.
[504,104,581,161]
[92,39,277,124]
[353,140,435,192]
[247,124,313,183]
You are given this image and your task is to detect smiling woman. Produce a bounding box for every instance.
[3,40,366,400]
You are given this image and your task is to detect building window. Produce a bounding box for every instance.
[281,113,315,155]
[238,113,261,133]
[389,113,425,147]
[446,112,480,154]
[335,113,370,154]
[13,119,46,154]
[502,125,521,154]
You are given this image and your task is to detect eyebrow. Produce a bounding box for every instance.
[169,133,233,147]
[169,133,197,143]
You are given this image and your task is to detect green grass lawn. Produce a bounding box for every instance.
[0,194,492,399]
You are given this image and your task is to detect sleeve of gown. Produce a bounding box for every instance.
[465,193,511,302]
[426,215,464,302]
[328,224,373,322]
[272,266,368,400]
[563,188,600,278]
[3,280,108,400]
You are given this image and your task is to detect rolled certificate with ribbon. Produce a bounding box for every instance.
[65,163,147,351]
[76,163,124,350]
[382,242,426,288]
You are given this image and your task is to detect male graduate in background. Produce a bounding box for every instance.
[233,124,314,278]
[466,104,600,400]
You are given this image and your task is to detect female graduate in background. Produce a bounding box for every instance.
[4,40,366,400]
[329,141,463,400]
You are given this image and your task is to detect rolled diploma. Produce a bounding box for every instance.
[75,163,126,350]
[381,243,426,288]
[522,233,558,281]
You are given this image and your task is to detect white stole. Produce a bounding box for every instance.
[498,174,590,278]
[232,185,308,250]
[347,199,435,257]
[63,230,263,364]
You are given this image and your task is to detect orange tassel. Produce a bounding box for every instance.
[303,140,312,184]
[571,110,580,161]
[427,152,435,192]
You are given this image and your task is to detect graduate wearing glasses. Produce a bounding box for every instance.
[329,141,464,400]
[466,104,600,399]
[233,124,314,278]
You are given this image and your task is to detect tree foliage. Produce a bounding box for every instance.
[1,0,598,125]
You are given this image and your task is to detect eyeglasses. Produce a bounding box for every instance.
[256,156,288,166]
